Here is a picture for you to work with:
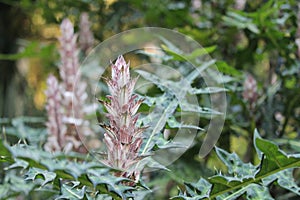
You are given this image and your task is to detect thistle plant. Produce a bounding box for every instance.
[99,55,146,182]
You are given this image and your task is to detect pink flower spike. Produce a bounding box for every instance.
[243,74,258,111]
[99,55,147,183]
[79,12,94,54]
[44,75,66,152]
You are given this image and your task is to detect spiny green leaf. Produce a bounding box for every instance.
[5,158,28,170]
[8,117,47,145]
[131,189,153,200]
[209,137,300,198]
[180,99,222,115]
[255,137,300,176]
[3,142,133,198]
[253,129,263,159]
[174,178,211,199]
[215,147,257,179]
[263,168,300,195]
[25,167,56,186]
[107,184,134,199]
[167,116,204,130]
[87,171,127,188]
[189,87,228,95]
[86,193,112,200]
[56,181,86,200]
[219,184,273,200]
[174,130,300,199]
[244,184,273,200]
[2,173,36,197]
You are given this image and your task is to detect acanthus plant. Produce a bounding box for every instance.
[44,17,94,153]
[98,55,147,183]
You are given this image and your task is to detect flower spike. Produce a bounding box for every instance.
[99,55,146,183]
